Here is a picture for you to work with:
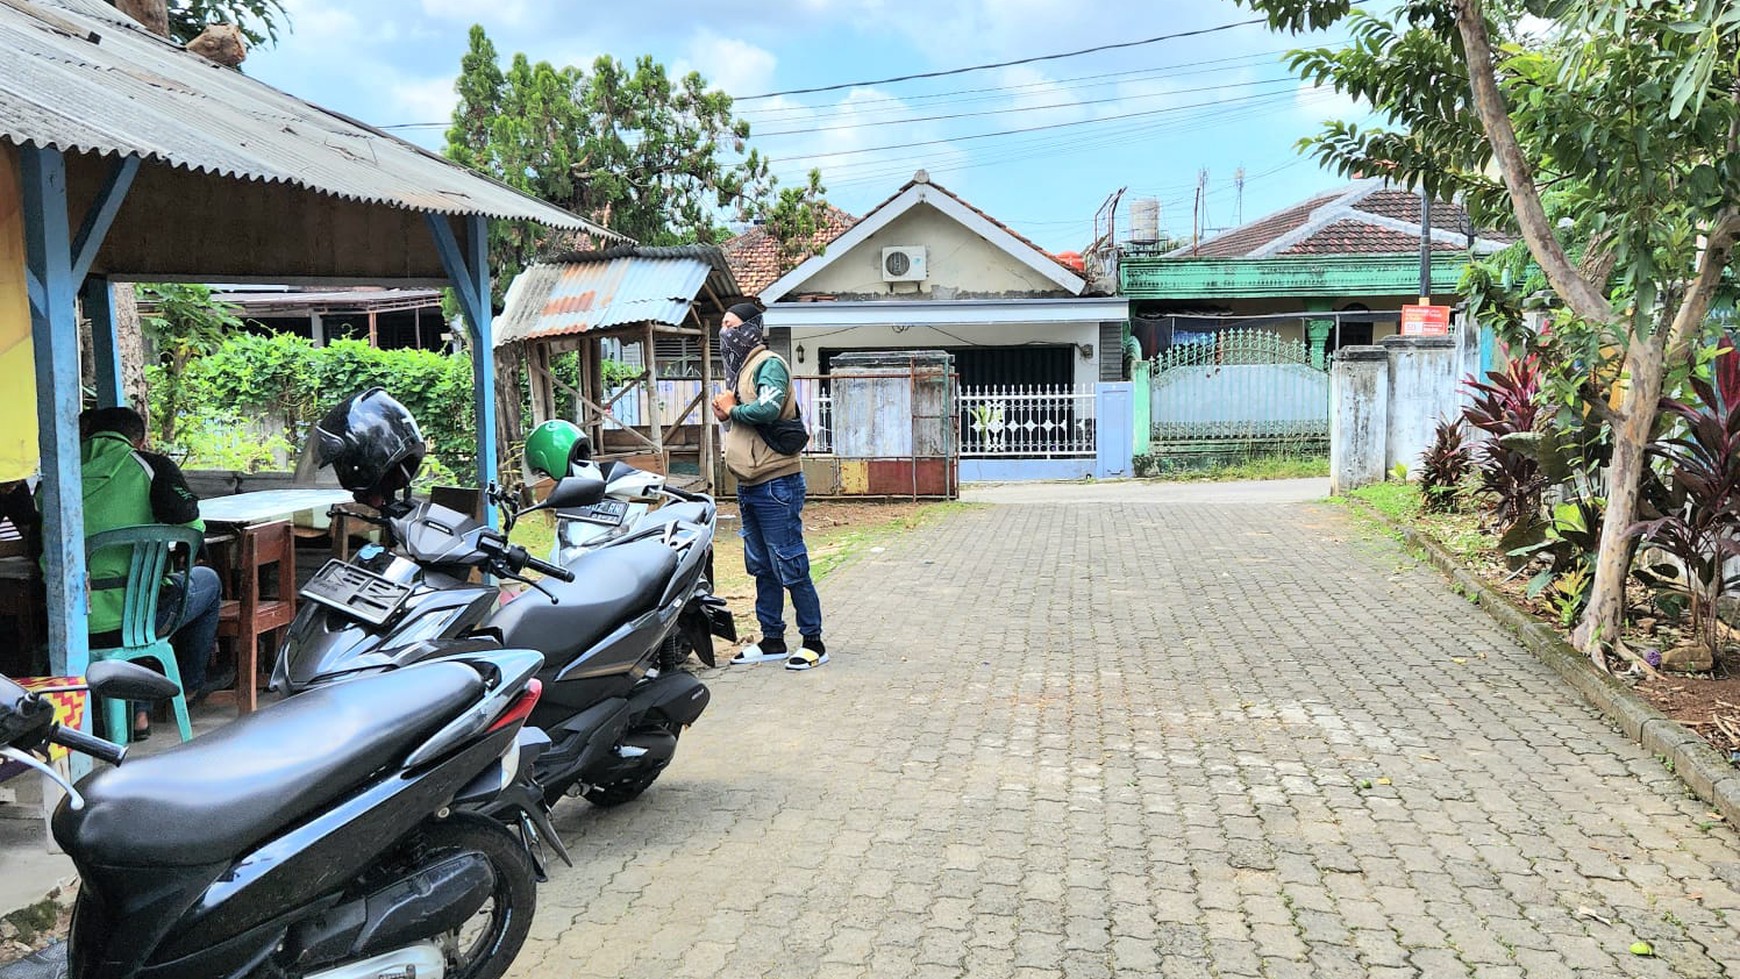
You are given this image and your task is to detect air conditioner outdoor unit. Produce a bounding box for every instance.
[881,246,928,283]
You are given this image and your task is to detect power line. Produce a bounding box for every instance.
[766,88,1305,165]
[736,18,1268,100]
[735,49,1298,118]
[749,76,1298,138]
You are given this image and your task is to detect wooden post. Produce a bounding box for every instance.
[83,277,124,407]
[700,317,715,491]
[367,309,378,348]
[20,145,89,677]
[425,214,497,521]
[645,321,663,469]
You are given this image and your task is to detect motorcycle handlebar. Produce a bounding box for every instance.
[50,723,126,766]
[478,535,576,583]
[521,552,575,583]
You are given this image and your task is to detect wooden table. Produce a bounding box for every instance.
[198,489,355,527]
[199,489,352,713]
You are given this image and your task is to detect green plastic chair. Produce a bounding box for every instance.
[84,525,205,745]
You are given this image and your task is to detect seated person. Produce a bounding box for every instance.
[78,407,226,739]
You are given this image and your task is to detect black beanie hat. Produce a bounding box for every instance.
[727,301,763,324]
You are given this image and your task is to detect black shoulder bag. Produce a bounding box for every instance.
[755,376,810,455]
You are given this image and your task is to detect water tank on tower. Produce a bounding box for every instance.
[1130,197,1161,243]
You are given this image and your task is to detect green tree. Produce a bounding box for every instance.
[763,168,833,266]
[443,26,823,298]
[1242,0,1740,669]
[136,283,242,443]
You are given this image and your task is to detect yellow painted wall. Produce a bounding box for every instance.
[0,143,36,482]
[791,203,1068,298]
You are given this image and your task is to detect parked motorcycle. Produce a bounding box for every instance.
[522,420,703,572]
[274,474,733,808]
[0,652,549,979]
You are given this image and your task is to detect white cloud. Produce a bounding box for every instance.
[389,74,459,122]
[419,0,529,26]
[675,30,778,97]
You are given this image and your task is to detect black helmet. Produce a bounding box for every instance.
[313,388,427,503]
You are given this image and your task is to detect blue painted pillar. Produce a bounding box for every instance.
[426,213,498,525]
[83,277,125,407]
[465,215,496,504]
[20,146,89,677]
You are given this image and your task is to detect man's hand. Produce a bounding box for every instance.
[712,391,738,421]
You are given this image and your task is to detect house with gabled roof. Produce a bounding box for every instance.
[722,170,1132,484]
[1121,178,1510,364]
[742,170,1126,390]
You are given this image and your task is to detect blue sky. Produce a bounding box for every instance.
[245,0,1367,253]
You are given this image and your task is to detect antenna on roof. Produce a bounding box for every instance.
[1234,166,1246,226]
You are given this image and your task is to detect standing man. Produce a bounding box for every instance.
[79,407,224,738]
[713,301,827,671]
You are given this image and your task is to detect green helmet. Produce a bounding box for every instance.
[524,420,591,479]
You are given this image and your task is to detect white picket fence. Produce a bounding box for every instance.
[959,384,1096,458]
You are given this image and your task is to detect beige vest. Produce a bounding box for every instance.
[722,348,802,486]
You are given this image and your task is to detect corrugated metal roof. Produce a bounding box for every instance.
[0,0,615,233]
[495,252,733,346]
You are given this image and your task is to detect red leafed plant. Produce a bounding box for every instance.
[1632,376,1740,656]
[1462,356,1545,529]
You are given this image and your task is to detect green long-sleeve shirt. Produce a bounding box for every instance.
[728,355,791,426]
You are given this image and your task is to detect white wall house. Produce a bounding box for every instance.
[724,170,1133,482]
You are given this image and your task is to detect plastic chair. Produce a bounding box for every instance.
[85,525,205,745]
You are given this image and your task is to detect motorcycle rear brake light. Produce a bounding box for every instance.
[486,678,542,734]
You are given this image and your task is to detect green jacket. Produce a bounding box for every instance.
[77,432,204,634]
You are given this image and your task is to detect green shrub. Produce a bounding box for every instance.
[151,333,479,483]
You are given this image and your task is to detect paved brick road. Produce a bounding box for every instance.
[514,494,1740,978]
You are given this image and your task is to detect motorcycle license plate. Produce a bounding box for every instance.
[300,560,412,626]
[561,499,629,527]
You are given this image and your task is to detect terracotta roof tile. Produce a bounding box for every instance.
[1353,189,1478,238]
[1278,220,1465,255]
[721,206,857,297]
[1184,190,1345,258]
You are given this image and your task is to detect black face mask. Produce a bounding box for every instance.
[722,316,767,388]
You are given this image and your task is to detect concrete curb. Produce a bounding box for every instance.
[1353,501,1740,827]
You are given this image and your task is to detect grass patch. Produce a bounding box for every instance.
[1136,453,1329,482]
[508,511,556,559]
[1349,481,1421,521]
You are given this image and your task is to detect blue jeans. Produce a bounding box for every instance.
[156,565,222,691]
[738,473,823,642]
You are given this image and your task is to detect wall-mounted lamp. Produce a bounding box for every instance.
[795,343,806,364]
[1079,343,1094,361]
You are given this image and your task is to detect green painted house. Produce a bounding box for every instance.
[1119,179,1511,366]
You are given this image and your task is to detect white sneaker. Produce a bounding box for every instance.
[729,641,787,666]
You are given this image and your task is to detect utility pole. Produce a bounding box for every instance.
[1234,166,1246,227]
[1419,187,1433,304]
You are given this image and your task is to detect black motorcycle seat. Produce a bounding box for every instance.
[54,663,483,868]
[487,537,679,660]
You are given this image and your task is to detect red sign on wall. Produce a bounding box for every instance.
[1401,304,1452,336]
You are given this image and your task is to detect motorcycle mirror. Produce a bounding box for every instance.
[85,661,183,702]
[537,475,607,511]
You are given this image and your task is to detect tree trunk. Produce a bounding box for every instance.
[114,0,169,36]
[1573,335,1663,667]
[112,284,149,410]
[494,343,527,483]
